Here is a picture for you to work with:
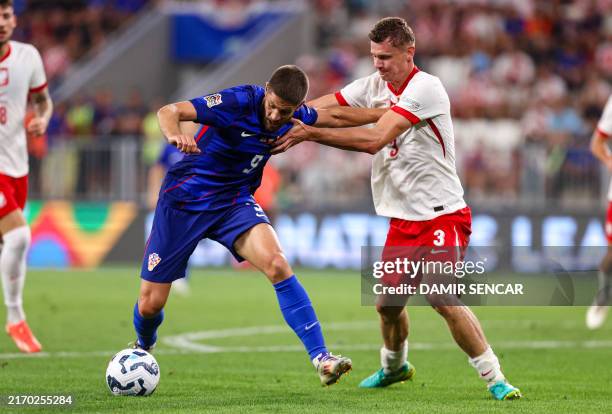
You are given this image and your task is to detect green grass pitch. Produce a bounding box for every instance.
[1,267,611,413]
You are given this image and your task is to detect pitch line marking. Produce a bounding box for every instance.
[0,321,610,360]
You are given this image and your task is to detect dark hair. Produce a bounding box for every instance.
[267,65,309,106]
[368,17,415,48]
[0,0,13,7]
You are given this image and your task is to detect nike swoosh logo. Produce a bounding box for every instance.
[481,369,493,377]
[430,248,447,254]
[241,131,256,137]
[305,322,319,331]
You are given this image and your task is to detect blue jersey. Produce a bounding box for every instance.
[161,85,318,211]
[158,143,184,170]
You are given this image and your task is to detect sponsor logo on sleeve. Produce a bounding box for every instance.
[401,97,422,112]
[204,93,223,108]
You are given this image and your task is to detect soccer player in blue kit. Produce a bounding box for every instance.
[132,65,386,385]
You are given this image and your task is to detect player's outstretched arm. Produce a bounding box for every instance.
[306,93,339,109]
[314,107,387,128]
[272,110,411,155]
[27,88,53,136]
[157,101,201,154]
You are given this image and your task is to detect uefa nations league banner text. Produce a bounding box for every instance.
[25,201,609,272]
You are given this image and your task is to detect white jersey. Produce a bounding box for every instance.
[337,67,466,221]
[597,95,612,200]
[0,41,47,178]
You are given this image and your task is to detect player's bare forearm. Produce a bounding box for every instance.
[306,93,339,109]
[180,121,200,137]
[30,89,53,121]
[27,89,53,136]
[315,107,387,128]
[157,102,201,153]
[280,110,410,155]
[307,125,386,153]
[158,103,188,138]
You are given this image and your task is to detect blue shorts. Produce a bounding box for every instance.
[141,199,270,283]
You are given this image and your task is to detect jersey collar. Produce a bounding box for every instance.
[387,65,419,96]
[0,43,11,63]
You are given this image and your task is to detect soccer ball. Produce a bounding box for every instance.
[105,348,160,396]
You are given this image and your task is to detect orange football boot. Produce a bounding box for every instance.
[6,320,42,353]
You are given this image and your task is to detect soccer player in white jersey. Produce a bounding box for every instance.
[273,17,521,400]
[0,0,52,353]
[587,94,612,329]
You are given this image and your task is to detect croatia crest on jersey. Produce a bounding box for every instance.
[148,253,161,271]
[204,93,222,108]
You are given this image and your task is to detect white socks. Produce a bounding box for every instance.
[380,341,505,387]
[468,345,505,387]
[381,340,407,374]
[1,226,31,324]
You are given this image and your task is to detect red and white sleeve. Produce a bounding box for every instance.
[597,95,612,139]
[28,46,47,93]
[392,77,447,124]
[335,73,374,108]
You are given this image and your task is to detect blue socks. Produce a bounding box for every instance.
[133,302,164,349]
[132,275,326,360]
[274,275,327,360]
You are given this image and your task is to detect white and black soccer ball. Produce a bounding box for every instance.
[105,348,160,396]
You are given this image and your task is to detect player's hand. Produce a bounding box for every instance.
[271,119,310,154]
[26,117,48,136]
[606,157,612,172]
[168,135,201,154]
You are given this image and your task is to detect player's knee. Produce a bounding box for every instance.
[263,252,292,283]
[376,305,404,323]
[138,299,163,318]
[425,288,463,309]
[432,304,460,320]
[138,293,166,318]
[2,226,31,253]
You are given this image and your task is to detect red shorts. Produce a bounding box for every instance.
[606,202,612,244]
[0,174,28,219]
[381,206,472,288]
[385,206,472,249]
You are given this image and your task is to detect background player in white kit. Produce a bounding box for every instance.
[0,0,52,353]
[587,94,612,329]
[274,17,521,400]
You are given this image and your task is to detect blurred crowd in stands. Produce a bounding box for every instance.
[14,0,149,85]
[15,0,154,197]
[15,0,612,208]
